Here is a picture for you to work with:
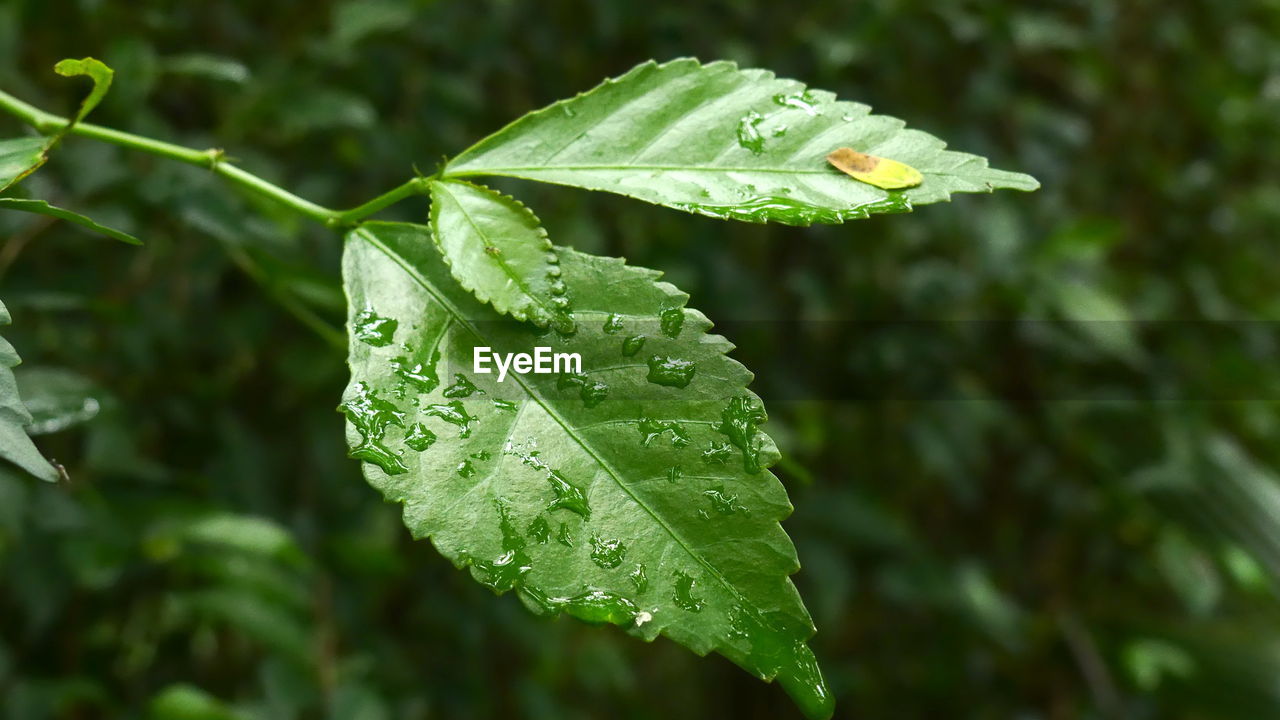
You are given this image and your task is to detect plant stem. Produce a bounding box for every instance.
[0,87,425,225]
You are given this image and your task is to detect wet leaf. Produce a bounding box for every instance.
[341,221,833,720]
[0,199,141,245]
[427,179,573,332]
[0,301,59,482]
[446,58,1037,226]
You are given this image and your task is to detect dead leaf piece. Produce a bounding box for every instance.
[826,147,923,190]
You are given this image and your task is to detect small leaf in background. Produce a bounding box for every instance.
[1123,639,1196,691]
[329,0,416,51]
[427,179,573,332]
[0,198,141,244]
[1051,280,1143,365]
[0,137,49,192]
[342,222,832,719]
[180,513,304,563]
[149,683,246,720]
[160,53,251,84]
[826,146,923,190]
[13,367,102,435]
[0,301,59,482]
[53,56,114,124]
[447,58,1037,225]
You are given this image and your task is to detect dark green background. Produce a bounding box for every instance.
[3,1,1278,718]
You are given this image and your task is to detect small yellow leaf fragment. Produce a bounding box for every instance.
[826,147,923,190]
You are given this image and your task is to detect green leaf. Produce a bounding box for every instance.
[0,301,59,482]
[12,367,102,435]
[0,136,49,192]
[149,684,246,720]
[54,56,114,124]
[427,179,573,332]
[0,198,141,245]
[446,58,1037,226]
[341,221,833,720]
[0,58,116,193]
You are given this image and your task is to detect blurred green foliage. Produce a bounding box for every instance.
[2,1,1279,718]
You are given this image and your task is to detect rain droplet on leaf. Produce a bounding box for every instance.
[353,308,398,347]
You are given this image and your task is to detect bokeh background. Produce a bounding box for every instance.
[3,1,1279,718]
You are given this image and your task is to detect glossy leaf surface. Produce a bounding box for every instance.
[341,221,832,719]
[447,58,1037,225]
[427,179,572,332]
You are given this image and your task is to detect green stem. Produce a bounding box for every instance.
[0,87,425,225]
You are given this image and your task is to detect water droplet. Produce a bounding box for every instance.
[725,604,835,719]
[526,304,553,328]
[404,423,437,452]
[353,308,398,347]
[659,306,684,338]
[580,381,608,408]
[735,111,766,154]
[551,296,570,310]
[670,192,912,226]
[557,522,574,547]
[527,515,551,544]
[456,459,477,478]
[772,124,789,137]
[602,313,625,334]
[390,352,441,393]
[702,441,733,465]
[841,114,855,122]
[524,587,640,626]
[717,396,767,474]
[339,382,408,475]
[590,536,627,569]
[473,500,530,591]
[636,417,691,448]
[772,91,821,116]
[492,398,518,413]
[425,401,477,438]
[557,372,609,409]
[704,487,747,515]
[672,570,705,612]
[667,466,683,483]
[549,280,567,296]
[562,105,576,117]
[504,440,592,519]
[471,450,492,460]
[630,564,649,593]
[443,373,481,399]
[551,311,577,337]
[621,334,646,357]
[646,355,697,389]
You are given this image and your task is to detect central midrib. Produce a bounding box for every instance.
[355,228,769,626]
